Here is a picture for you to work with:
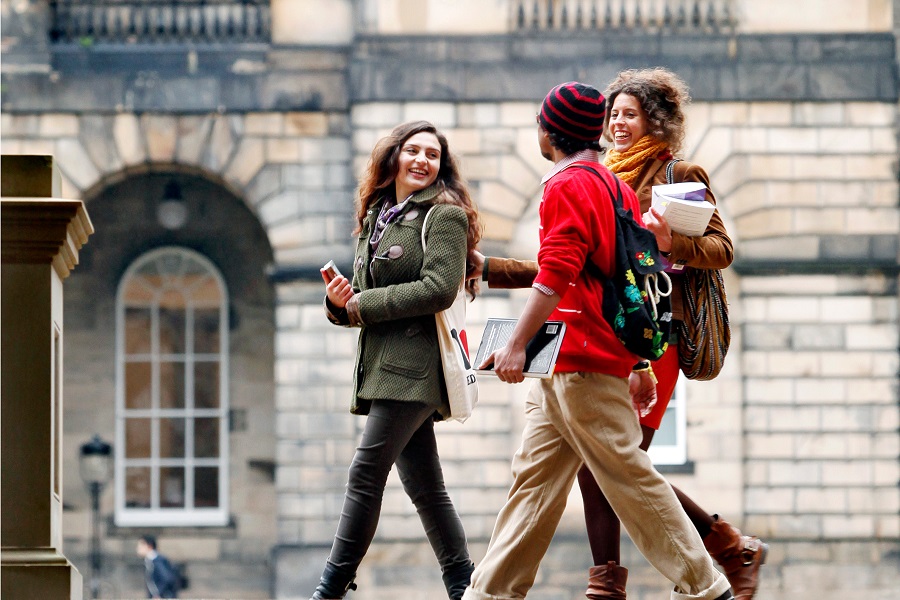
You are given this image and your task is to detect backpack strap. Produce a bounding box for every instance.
[572,164,623,208]
[570,164,621,281]
[666,158,682,184]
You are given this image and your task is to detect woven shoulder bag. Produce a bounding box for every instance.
[668,160,731,380]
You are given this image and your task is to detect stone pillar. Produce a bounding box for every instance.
[1,155,93,600]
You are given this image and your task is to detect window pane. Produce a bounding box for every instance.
[157,252,183,279]
[194,418,219,458]
[125,307,152,354]
[192,276,222,307]
[125,467,151,508]
[159,418,185,458]
[195,362,219,409]
[122,278,155,304]
[159,362,185,409]
[159,303,186,354]
[125,362,152,410]
[160,467,185,508]
[194,309,220,353]
[125,418,151,459]
[194,467,219,508]
[136,258,160,278]
[655,408,678,446]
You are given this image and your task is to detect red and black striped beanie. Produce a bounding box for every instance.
[539,81,606,142]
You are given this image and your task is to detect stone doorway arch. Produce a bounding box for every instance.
[61,165,277,599]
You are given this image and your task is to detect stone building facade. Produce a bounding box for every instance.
[2,1,899,598]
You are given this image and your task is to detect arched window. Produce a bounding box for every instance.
[114,247,229,526]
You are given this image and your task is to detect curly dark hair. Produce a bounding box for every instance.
[355,120,482,298]
[546,132,604,157]
[602,68,691,154]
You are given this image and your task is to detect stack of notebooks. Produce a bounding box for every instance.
[651,181,714,237]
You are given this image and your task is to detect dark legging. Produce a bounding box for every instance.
[325,399,472,580]
[578,424,715,565]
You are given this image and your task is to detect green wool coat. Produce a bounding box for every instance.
[325,185,469,419]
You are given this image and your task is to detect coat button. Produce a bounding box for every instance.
[404,209,420,221]
[387,245,404,259]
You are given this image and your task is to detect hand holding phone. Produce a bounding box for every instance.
[321,260,353,309]
[321,260,343,283]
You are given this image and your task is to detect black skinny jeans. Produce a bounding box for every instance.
[325,399,471,579]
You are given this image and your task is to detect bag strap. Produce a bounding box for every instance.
[572,164,623,208]
[421,204,467,292]
[420,204,438,251]
[666,158,682,184]
[571,164,622,281]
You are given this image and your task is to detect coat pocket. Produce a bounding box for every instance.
[380,321,435,379]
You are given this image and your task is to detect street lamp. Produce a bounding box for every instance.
[156,179,188,230]
[80,434,112,600]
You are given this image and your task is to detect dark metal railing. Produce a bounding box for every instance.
[513,0,736,31]
[49,1,271,45]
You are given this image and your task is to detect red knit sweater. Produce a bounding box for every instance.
[534,161,643,377]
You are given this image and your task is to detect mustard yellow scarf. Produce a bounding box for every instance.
[604,136,669,188]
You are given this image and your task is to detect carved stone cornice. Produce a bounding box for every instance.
[0,197,94,278]
[0,548,72,566]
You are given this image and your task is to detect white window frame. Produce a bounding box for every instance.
[647,374,688,466]
[114,246,229,527]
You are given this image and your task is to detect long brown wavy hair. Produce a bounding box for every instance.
[355,120,482,297]
[602,68,691,154]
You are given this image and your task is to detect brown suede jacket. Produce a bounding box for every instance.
[483,158,733,321]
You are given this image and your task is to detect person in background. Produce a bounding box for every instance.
[462,81,733,600]
[313,120,481,599]
[136,535,179,599]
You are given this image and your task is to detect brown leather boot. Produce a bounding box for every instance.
[585,561,628,599]
[703,517,768,600]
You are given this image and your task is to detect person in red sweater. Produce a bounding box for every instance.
[461,82,733,600]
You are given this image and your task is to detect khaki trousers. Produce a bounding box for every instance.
[463,372,730,600]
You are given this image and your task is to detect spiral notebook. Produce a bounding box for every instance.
[473,318,567,379]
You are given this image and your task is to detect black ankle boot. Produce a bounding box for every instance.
[309,563,357,600]
[442,560,474,600]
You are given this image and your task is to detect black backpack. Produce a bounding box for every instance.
[573,165,672,360]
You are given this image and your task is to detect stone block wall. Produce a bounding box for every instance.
[740,274,899,540]
[0,110,356,268]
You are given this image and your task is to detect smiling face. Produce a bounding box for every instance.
[394,131,441,201]
[608,93,649,152]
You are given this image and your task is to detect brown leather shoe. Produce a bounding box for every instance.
[586,561,628,599]
[703,517,768,600]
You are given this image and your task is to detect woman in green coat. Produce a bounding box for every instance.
[312,121,482,599]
